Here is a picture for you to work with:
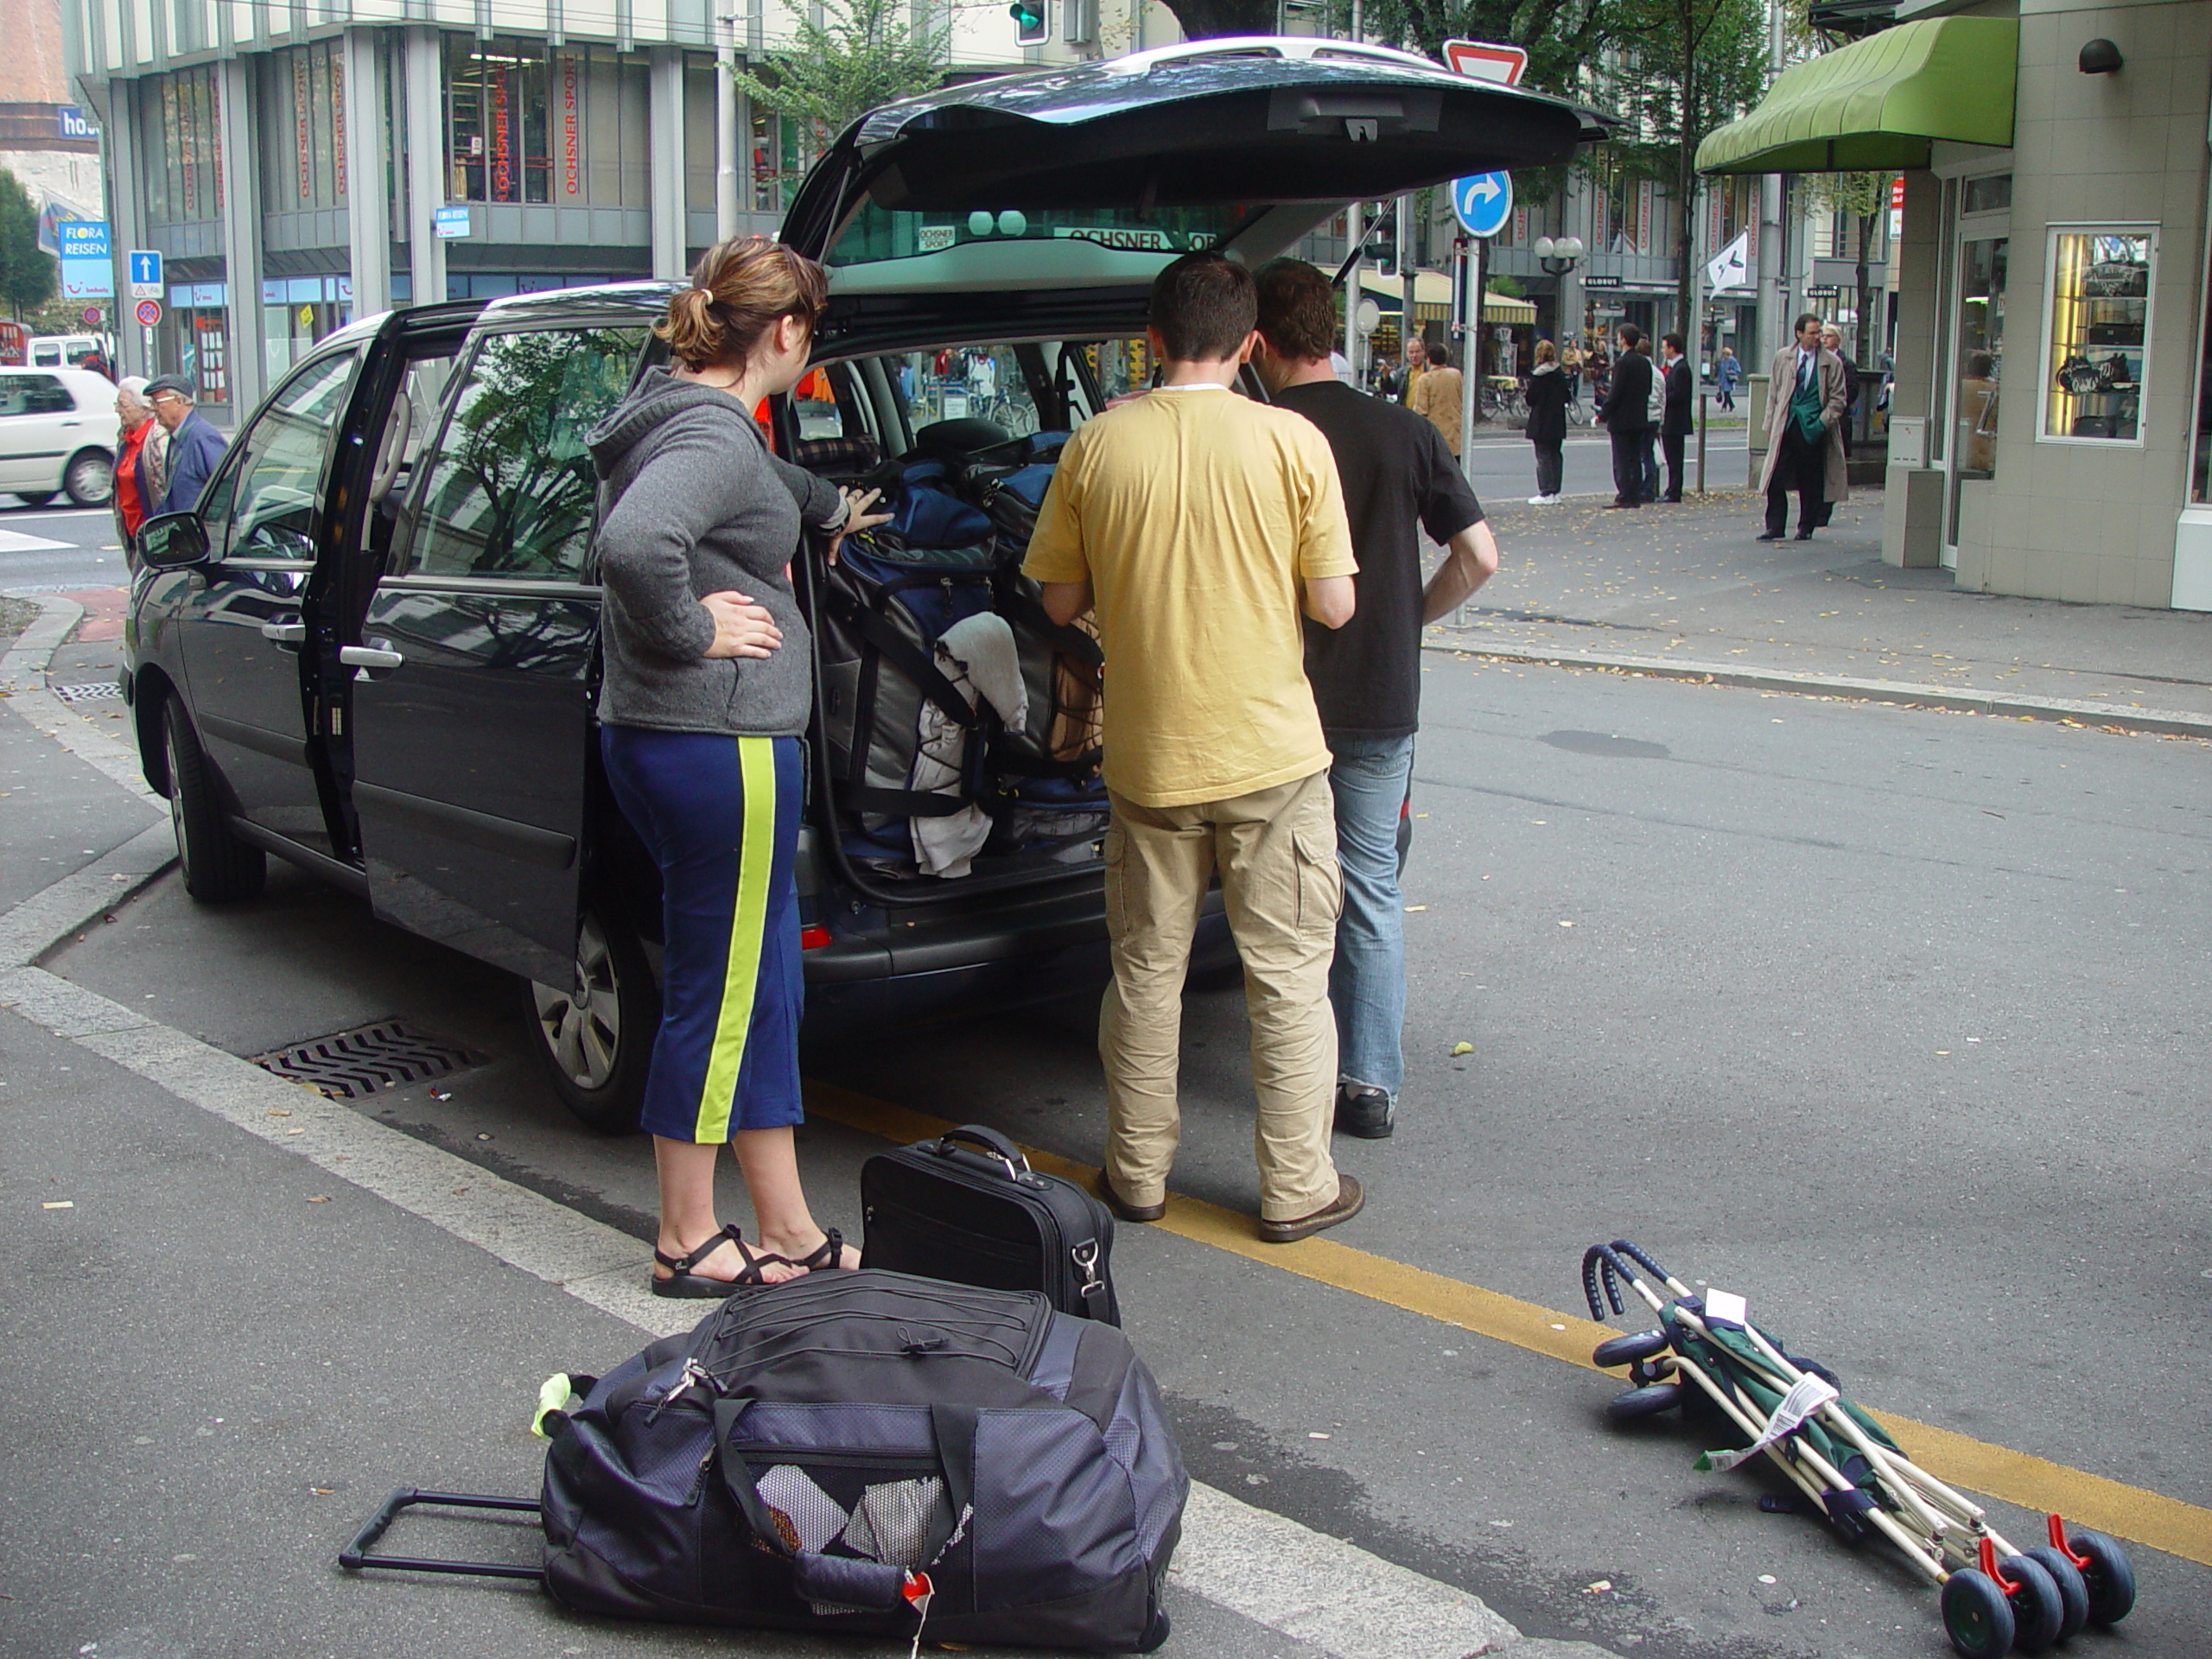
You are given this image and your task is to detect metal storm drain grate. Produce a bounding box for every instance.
[251,1020,477,1100]
[54,682,123,703]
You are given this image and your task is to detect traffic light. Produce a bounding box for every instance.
[1009,0,1047,45]
[1370,215,1398,276]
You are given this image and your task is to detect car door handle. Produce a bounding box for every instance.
[339,645,405,671]
[259,620,308,644]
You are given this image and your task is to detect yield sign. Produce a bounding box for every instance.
[1441,39,1529,84]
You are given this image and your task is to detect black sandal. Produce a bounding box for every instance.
[650,1224,779,1299]
[783,1228,855,1274]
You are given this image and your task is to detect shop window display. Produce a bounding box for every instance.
[448,38,551,205]
[2044,230,2153,443]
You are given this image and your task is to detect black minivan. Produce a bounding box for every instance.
[124,38,1586,1130]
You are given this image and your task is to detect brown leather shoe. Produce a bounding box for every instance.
[1256,1175,1363,1243]
[1094,1170,1165,1224]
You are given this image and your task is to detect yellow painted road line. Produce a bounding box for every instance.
[805,1080,2212,1568]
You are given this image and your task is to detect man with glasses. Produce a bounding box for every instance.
[143,376,229,519]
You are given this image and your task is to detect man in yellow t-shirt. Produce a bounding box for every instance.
[1023,252,1365,1243]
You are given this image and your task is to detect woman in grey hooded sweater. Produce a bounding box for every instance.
[590,235,885,1296]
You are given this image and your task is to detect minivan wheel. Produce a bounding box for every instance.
[525,905,658,1135]
[63,448,114,507]
[162,696,266,902]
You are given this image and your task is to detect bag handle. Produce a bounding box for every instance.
[932,1124,1033,1184]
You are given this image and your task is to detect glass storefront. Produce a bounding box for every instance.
[448,36,551,204]
[1948,234,2005,547]
[2042,230,2154,444]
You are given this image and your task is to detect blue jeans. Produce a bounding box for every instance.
[1325,734,1414,1100]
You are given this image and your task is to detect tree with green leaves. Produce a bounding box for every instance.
[1319,0,1618,95]
[0,168,56,321]
[1806,170,1887,360]
[734,0,949,155]
[1606,0,1766,335]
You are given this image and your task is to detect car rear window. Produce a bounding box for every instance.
[827,200,1262,281]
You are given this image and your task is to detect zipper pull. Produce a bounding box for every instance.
[648,1357,709,1421]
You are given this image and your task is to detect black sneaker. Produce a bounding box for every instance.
[1335,1084,1395,1140]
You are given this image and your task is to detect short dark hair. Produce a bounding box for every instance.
[1616,323,1642,349]
[1662,332,1685,355]
[1427,342,1452,368]
[1795,312,1823,334]
[1149,253,1256,362]
[1253,258,1338,362]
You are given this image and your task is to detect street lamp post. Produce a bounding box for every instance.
[1533,234,1585,352]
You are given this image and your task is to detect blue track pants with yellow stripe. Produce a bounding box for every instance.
[601,727,804,1142]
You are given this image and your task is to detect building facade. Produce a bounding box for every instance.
[56,0,1147,416]
[1706,0,2212,610]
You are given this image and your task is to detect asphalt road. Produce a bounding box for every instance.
[0,501,126,592]
[36,652,2210,1658]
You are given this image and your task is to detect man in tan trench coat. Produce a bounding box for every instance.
[1758,313,1849,540]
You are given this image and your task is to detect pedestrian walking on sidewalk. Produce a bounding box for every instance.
[143,375,228,518]
[1252,258,1497,1141]
[1408,342,1465,458]
[1714,345,1740,410]
[1659,333,1694,503]
[589,234,888,1296]
[1816,323,1861,527]
[1596,324,1653,508]
[1023,251,1366,1243]
[111,378,156,569]
[1522,340,1570,502]
[1758,313,1848,541]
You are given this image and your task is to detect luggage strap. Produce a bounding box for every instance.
[823,582,987,734]
[712,1398,977,1610]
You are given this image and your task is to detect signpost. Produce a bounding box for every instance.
[81,306,103,327]
[1440,41,1528,483]
[433,206,473,239]
[136,298,163,327]
[128,251,162,298]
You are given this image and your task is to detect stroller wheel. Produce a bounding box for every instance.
[1592,1330,1669,1369]
[1603,1381,1685,1422]
[1995,1554,2063,1654]
[2065,1529,2137,1624]
[1941,1568,2016,1659]
[2019,1546,2088,1640]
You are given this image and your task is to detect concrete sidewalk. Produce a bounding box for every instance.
[1431,490,2212,735]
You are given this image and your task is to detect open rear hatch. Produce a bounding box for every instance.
[778,40,1592,907]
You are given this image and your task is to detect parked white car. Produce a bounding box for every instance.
[0,366,121,506]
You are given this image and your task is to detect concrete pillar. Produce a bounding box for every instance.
[648,47,686,279]
[1881,168,1945,570]
[403,26,448,308]
[216,54,268,415]
[343,28,391,318]
[715,17,738,240]
[104,79,150,378]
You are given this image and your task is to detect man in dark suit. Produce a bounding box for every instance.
[1659,333,1694,502]
[1596,323,1652,509]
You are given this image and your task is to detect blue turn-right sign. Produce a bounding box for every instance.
[1452,171,1514,238]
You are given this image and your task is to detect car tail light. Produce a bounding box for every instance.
[800,925,832,950]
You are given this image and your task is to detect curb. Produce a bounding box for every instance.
[0,588,163,803]
[1421,636,2212,739]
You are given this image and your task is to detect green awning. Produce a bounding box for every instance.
[1697,16,2017,175]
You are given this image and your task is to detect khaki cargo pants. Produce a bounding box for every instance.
[1099,767,1344,1223]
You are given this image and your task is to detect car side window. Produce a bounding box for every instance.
[406,326,647,582]
[0,379,29,417]
[200,352,359,561]
[22,375,74,414]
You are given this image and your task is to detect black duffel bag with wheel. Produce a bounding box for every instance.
[341,1270,1184,1654]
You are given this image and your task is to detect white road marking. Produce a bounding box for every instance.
[0,529,73,552]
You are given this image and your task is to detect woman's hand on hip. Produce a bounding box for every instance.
[701,590,782,659]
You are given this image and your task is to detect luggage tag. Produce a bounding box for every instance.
[902,1569,934,1659]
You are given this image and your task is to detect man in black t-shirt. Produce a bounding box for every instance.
[1253,259,1497,1141]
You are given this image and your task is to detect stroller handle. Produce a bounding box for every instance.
[1610,1239,1682,1290]
[1581,1244,1634,1318]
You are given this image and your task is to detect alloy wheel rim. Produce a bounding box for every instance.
[164,721,191,879]
[531,912,620,1090]
[67,454,112,504]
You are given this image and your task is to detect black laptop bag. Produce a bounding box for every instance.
[861,1124,1121,1325]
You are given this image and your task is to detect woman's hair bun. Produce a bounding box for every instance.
[656,235,831,372]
